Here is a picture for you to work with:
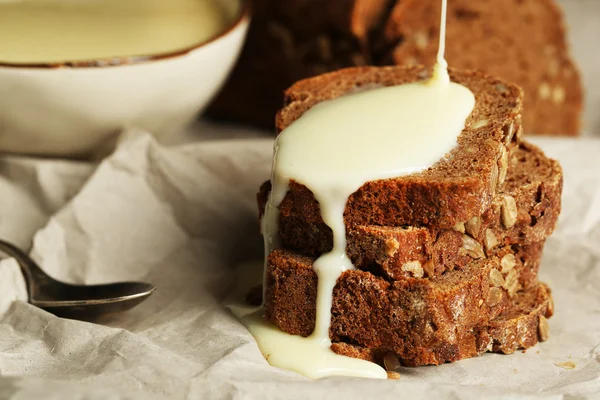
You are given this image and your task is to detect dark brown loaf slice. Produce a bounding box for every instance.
[252,0,393,41]
[329,280,553,364]
[274,65,522,229]
[247,242,542,306]
[384,0,582,136]
[209,0,392,128]
[258,141,562,281]
[264,247,549,367]
[277,223,547,284]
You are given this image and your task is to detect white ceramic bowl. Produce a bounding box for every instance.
[0,0,249,157]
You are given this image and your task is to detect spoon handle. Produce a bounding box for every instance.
[0,239,53,300]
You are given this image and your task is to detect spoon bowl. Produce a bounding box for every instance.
[0,239,155,320]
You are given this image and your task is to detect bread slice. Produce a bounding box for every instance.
[209,0,391,128]
[264,248,552,367]
[329,281,553,365]
[273,66,522,230]
[383,0,582,136]
[253,0,393,41]
[258,141,562,281]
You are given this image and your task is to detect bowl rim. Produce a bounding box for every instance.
[0,0,250,69]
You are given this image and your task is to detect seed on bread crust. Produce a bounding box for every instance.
[501,254,517,272]
[402,260,424,278]
[384,238,400,257]
[503,269,519,297]
[503,122,515,145]
[452,221,466,233]
[472,119,489,129]
[539,82,551,100]
[458,235,486,259]
[422,260,435,278]
[552,86,565,104]
[484,229,498,252]
[465,216,481,237]
[547,295,555,316]
[490,162,499,193]
[490,268,505,287]
[499,147,509,185]
[501,194,518,228]
[538,316,550,341]
[487,287,503,306]
[384,351,401,371]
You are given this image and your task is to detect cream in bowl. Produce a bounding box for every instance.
[0,0,249,156]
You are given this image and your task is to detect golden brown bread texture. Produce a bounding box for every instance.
[257,141,562,280]
[209,0,582,136]
[264,248,553,367]
[384,0,582,136]
[274,65,522,229]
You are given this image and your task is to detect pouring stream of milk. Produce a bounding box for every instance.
[242,0,475,379]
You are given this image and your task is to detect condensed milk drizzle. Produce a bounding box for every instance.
[246,0,475,379]
[432,0,450,84]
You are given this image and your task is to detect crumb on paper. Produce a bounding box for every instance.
[536,350,540,354]
[386,371,400,380]
[555,361,576,370]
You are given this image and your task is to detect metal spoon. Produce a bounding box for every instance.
[0,239,155,320]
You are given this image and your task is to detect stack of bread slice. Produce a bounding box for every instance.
[256,66,562,367]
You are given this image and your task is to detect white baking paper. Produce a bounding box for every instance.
[0,126,598,399]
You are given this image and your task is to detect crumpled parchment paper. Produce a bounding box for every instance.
[0,126,598,399]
